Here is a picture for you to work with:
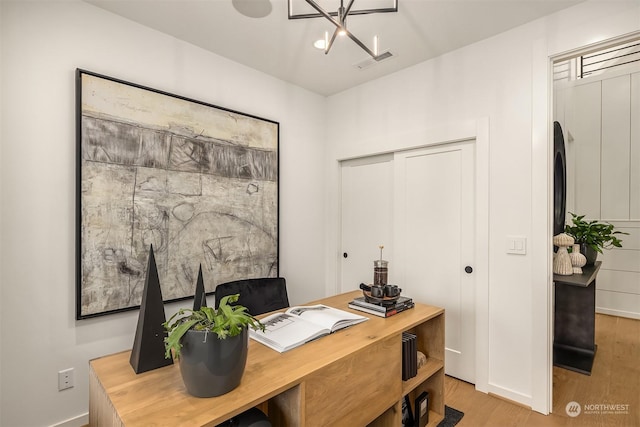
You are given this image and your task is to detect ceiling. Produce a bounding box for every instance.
[87,0,582,96]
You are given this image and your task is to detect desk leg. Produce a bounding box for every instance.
[268,383,304,427]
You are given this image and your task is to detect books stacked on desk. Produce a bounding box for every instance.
[402,332,418,381]
[348,295,414,318]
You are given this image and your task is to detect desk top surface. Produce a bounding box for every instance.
[90,290,443,426]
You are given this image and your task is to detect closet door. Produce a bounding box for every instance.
[393,141,476,383]
[340,155,394,292]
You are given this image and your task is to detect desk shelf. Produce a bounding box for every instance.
[368,309,445,427]
[402,357,444,395]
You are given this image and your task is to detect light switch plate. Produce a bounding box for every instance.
[506,236,527,255]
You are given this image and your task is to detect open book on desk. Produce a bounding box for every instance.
[249,304,368,353]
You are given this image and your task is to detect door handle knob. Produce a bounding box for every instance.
[465,266,473,274]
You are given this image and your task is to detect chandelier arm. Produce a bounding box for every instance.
[325,29,339,55]
[345,31,378,59]
[304,0,344,28]
[304,0,379,59]
[343,0,356,18]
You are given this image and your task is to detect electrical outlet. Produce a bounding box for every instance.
[58,368,74,391]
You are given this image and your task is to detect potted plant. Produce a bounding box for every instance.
[564,212,627,265]
[163,294,264,397]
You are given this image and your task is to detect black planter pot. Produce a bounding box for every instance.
[178,328,248,397]
[580,243,598,266]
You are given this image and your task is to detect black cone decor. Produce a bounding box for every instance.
[193,264,207,310]
[130,245,173,374]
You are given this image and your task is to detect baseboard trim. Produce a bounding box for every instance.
[486,382,532,409]
[596,307,640,320]
[50,412,88,427]
[488,392,532,410]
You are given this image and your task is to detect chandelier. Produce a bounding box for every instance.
[288,0,398,59]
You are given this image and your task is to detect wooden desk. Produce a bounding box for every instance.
[553,261,601,375]
[89,290,445,426]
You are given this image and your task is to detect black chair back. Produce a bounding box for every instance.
[214,277,289,316]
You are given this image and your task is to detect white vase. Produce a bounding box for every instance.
[553,233,574,275]
[569,244,587,274]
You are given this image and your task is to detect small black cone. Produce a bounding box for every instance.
[193,264,207,310]
[130,245,173,373]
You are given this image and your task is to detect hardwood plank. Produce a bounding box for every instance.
[444,313,640,426]
[444,377,502,425]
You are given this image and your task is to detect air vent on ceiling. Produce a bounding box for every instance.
[354,51,394,70]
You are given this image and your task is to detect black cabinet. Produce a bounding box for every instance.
[553,261,601,375]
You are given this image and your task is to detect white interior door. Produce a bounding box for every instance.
[394,141,476,383]
[340,155,394,292]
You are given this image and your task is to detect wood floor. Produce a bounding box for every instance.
[444,314,640,426]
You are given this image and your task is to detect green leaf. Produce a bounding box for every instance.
[201,306,216,322]
[164,318,199,359]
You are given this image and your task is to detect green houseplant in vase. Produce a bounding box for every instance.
[164,294,264,397]
[564,212,627,265]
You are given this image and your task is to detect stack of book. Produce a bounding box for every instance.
[402,332,417,381]
[348,295,414,318]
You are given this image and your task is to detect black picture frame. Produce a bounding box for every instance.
[76,69,279,319]
[414,391,429,427]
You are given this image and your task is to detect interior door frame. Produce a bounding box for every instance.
[545,31,640,414]
[332,118,490,394]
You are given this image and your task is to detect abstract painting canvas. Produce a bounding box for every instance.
[76,69,279,319]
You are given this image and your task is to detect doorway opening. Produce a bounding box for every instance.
[550,31,640,416]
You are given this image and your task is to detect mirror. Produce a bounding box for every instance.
[553,121,566,237]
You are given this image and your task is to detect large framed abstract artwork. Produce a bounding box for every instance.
[76,69,279,319]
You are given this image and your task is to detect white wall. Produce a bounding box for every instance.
[0,1,326,426]
[2,0,640,425]
[325,0,640,413]
[0,0,4,418]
